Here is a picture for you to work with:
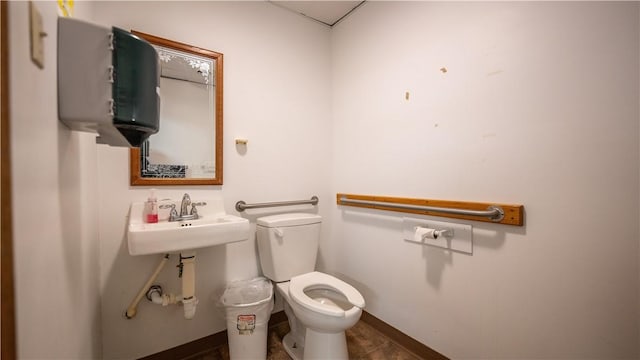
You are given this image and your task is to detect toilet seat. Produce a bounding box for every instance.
[289,272,365,317]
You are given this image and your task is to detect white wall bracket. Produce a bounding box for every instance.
[402,217,473,254]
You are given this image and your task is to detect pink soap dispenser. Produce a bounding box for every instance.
[145,189,159,223]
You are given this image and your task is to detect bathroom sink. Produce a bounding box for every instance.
[127,198,250,256]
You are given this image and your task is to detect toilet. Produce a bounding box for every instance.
[256,213,365,360]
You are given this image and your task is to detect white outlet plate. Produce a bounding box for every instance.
[402,217,473,254]
[29,2,45,69]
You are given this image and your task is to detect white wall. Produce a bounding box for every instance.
[9,1,640,359]
[91,2,332,358]
[9,1,102,358]
[330,2,639,359]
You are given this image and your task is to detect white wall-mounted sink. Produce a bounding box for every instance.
[127,197,250,256]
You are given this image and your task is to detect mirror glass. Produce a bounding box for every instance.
[130,31,223,185]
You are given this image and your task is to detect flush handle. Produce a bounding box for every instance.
[274,228,284,237]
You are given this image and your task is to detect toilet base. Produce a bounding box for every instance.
[282,332,304,360]
[303,328,349,360]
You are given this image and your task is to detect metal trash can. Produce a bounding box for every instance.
[221,277,274,360]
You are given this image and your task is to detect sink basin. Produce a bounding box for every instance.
[127,198,250,256]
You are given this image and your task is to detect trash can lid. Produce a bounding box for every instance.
[221,277,273,308]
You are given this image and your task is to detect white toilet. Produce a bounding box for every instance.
[256,213,365,360]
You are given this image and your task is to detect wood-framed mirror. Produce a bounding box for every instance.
[129,31,223,186]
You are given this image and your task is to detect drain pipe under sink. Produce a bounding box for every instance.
[125,254,170,319]
[180,252,198,319]
[147,285,183,305]
[125,252,199,320]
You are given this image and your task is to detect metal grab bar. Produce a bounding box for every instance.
[339,197,505,222]
[235,196,319,212]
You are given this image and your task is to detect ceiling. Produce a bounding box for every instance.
[270,1,365,27]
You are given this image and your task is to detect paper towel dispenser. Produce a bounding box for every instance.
[57,17,160,147]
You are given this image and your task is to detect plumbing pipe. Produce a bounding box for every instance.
[149,289,163,305]
[150,291,194,316]
[148,288,182,306]
[183,298,198,320]
[125,254,170,319]
[180,252,197,319]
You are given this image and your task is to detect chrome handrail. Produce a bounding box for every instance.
[235,196,319,212]
[339,197,504,222]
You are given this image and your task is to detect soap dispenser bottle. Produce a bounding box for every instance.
[145,189,158,223]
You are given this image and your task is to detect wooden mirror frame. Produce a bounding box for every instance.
[129,31,223,186]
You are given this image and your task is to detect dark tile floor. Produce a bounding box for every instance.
[187,320,422,360]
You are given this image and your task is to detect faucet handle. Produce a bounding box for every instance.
[190,202,207,217]
[159,204,179,221]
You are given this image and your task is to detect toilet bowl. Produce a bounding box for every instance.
[277,272,364,359]
[289,272,364,331]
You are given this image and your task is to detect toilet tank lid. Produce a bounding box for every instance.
[257,213,321,227]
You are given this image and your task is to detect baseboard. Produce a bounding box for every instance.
[360,311,449,360]
[140,310,447,360]
[139,311,288,360]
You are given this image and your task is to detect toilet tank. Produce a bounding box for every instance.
[256,213,321,282]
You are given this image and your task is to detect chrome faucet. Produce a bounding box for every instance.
[159,193,206,222]
[180,193,191,217]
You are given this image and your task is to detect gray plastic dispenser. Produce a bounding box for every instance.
[57,17,160,147]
